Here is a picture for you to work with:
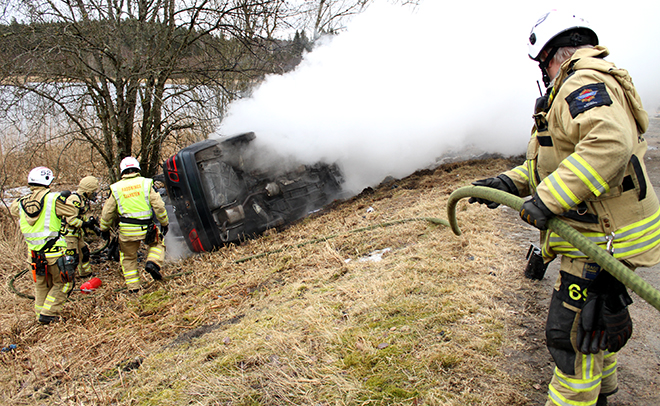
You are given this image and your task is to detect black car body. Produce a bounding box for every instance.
[162,132,344,252]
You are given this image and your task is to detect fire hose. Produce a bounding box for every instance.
[447,185,660,313]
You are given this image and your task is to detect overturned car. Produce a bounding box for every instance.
[162,132,344,252]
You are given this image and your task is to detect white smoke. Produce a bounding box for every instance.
[217,1,660,195]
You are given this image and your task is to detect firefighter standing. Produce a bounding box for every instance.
[10,167,80,324]
[62,176,101,278]
[99,157,169,292]
[469,10,660,406]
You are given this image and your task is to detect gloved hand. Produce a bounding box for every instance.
[160,224,169,237]
[82,216,99,229]
[520,194,554,230]
[576,292,607,354]
[468,175,518,209]
[577,270,633,354]
[83,219,102,236]
[101,229,110,241]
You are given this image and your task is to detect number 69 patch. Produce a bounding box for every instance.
[556,270,590,308]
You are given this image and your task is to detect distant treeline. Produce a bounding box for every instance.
[0,19,314,78]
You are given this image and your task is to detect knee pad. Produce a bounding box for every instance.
[546,289,579,375]
[546,271,591,374]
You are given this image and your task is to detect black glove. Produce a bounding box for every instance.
[82,218,102,236]
[101,230,110,241]
[468,175,518,209]
[520,194,554,230]
[576,292,607,354]
[83,216,99,229]
[577,270,633,354]
[160,225,169,237]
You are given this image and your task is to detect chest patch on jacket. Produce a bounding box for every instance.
[565,83,612,118]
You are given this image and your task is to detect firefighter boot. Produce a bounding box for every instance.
[38,314,60,325]
[145,261,163,281]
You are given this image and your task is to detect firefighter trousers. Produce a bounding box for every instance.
[35,259,74,318]
[545,256,620,406]
[118,238,165,290]
[65,235,93,277]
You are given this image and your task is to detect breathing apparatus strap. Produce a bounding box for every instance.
[20,191,49,219]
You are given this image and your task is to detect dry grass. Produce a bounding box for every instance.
[0,157,543,405]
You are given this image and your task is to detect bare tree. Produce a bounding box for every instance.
[0,0,294,180]
[0,0,416,181]
[294,0,418,39]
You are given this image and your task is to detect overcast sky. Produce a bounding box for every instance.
[217,1,660,195]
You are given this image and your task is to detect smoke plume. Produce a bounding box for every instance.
[217,1,660,195]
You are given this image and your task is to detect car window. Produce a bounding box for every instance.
[198,160,243,210]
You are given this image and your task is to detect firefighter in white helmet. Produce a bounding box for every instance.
[61,176,101,278]
[10,167,80,324]
[469,10,659,406]
[99,157,169,292]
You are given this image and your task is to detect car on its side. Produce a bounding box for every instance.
[162,132,344,252]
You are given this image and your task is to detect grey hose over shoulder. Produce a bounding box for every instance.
[447,185,660,313]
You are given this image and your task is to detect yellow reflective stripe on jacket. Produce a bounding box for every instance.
[120,226,149,238]
[564,154,609,197]
[154,207,168,224]
[612,207,660,242]
[511,164,529,183]
[100,216,114,230]
[527,154,538,191]
[547,207,660,259]
[543,172,581,211]
[19,192,65,251]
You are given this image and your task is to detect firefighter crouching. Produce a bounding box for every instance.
[100,157,169,292]
[469,10,659,406]
[62,176,101,278]
[10,167,80,324]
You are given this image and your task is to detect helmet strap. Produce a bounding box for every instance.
[537,47,559,88]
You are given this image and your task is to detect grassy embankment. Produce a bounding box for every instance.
[0,156,542,405]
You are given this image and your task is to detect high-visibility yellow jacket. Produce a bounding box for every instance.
[100,173,168,241]
[504,46,660,267]
[11,187,75,259]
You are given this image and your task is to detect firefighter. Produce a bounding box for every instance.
[469,10,659,406]
[62,176,101,278]
[10,167,80,324]
[99,157,169,292]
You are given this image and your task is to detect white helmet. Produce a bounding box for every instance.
[120,156,141,174]
[28,166,54,187]
[528,10,598,61]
